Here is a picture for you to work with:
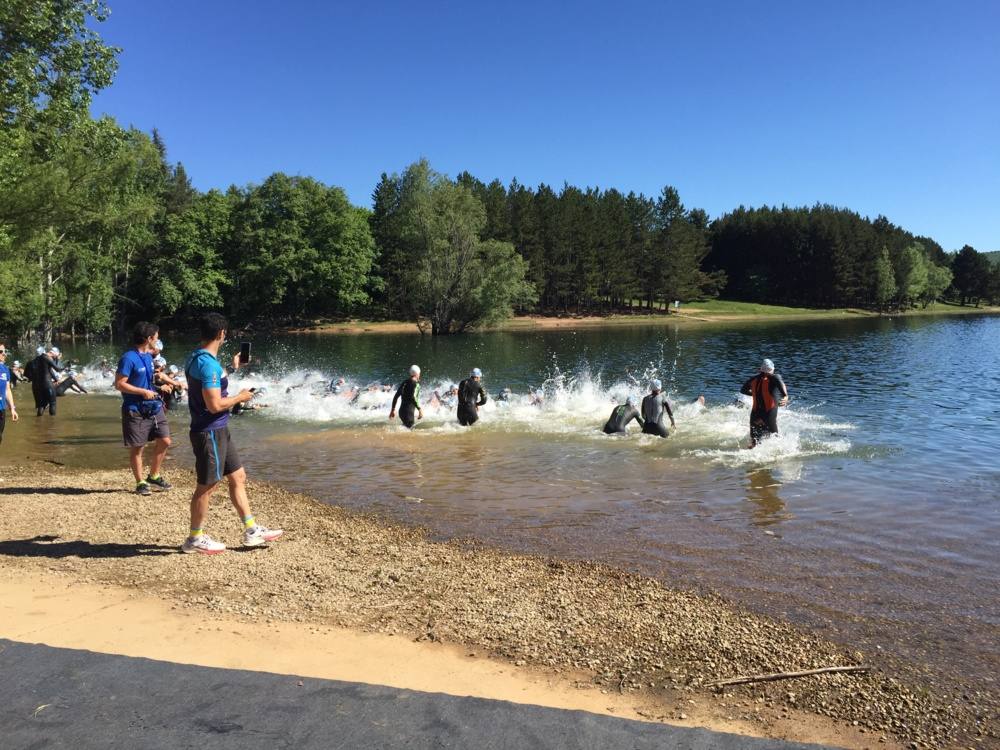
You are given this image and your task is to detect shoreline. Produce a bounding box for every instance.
[1,463,991,748]
[281,303,1000,336]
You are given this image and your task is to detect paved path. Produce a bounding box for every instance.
[0,639,832,749]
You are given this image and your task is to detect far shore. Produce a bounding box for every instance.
[0,462,991,748]
[283,301,1000,336]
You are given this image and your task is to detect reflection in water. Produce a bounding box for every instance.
[745,468,791,527]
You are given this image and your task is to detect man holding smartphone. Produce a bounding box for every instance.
[181,313,282,554]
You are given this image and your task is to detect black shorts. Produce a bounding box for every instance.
[0,409,5,444]
[399,405,416,429]
[457,405,478,426]
[190,427,243,485]
[642,421,669,438]
[122,408,170,448]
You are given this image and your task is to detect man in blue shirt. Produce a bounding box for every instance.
[0,343,20,444]
[114,322,172,496]
[181,312,282,555]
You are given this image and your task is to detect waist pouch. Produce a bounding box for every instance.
[137,400,162,418]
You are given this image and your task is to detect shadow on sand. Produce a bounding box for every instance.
[0,535,176,559]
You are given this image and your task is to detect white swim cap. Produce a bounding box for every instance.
[13,360,21,367]
[535,389,544,398]
[36,346,45,355]
[409,364,421,376]
[49,346,60,356]
[168,365,179,375]
[626,396,635,406]
[471,367,482,378]
[153,356,166,367]
[650,379,662,391]
[761,358,775,373]
[155,340,164,351]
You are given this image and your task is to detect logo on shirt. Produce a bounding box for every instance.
[211,372,218,386]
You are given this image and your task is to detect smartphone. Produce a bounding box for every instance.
[239,341,252,365]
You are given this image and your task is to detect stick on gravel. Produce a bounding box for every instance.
[708,665,870,688]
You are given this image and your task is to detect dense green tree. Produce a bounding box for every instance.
[950,245,992,305]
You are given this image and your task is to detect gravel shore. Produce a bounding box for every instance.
[0,463,993,748]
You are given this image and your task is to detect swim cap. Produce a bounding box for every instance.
[153,356,166,367]
[13,361,20,367]
[409,364,421,376]
[650,379,662,391]
[49,346,60,357]
[626,396,635,406]
[471,367,482,378]
[535,389,544,398]
[36,346,45,355]
[761,358,775,373]
[168,365,179,375]
[155,340,164,351]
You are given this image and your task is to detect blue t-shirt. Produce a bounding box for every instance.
[185,349,229,432]
[117,349,161,413]
[0,363,9,410]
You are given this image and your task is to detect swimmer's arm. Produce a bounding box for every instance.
[389,384,403,417]
[477,386,487,407]
[774,373,789,401]
[663,397,675,426]
[740,378,753,396]
[5,382,16,420]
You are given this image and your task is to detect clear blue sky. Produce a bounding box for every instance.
[91,0,999,251]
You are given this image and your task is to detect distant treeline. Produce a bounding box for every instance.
[2,2,999,343]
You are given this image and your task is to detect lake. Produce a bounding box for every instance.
[6,313,999,698]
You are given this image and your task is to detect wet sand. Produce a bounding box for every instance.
[1,463,993,748]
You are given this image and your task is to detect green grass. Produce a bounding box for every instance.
[682,300,846,316]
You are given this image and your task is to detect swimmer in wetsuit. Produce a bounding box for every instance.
[740,358,789,447]
[54,369,88,395]
[389,365,423,428]
[457,368,487,426]
[603,396,644,435]
[28,346,64,416]
[641,379,675,438]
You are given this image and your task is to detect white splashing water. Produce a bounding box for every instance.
[78,359,853,465]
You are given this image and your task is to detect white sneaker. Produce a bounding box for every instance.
[243,525,284,547]
[181,534,226,555]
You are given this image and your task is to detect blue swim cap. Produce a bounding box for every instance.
[471,367,482,378]
[650,379,662,391]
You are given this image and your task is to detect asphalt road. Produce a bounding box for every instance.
[0,639,832,749]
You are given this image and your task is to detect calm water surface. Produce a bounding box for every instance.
[6,314,999,695]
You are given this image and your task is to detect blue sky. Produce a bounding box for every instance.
[92,0,999,250]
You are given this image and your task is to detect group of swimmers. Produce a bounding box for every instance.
[380,358,790,447]
[0,345,90,418]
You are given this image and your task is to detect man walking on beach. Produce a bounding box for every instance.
[641,380,675,437]
[0,344,20,444]
[389,365,422,428]
[457,368,487,426]
[182,313,282,554]
[741,358,789,448]
[115,322,172,496]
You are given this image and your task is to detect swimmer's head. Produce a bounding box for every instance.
[36,346,45,355]
[154,339,164,351]
[168,365,179,375]
[625,396,635,407]
[48,346,61,357]
[13,360,21,368]
[760,358,775,374]
[409,364,421,379]
[649,379,662,392]
[471,367,482,379]
[153,356,166,368]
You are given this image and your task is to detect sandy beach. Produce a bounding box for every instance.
[1,462,993,748]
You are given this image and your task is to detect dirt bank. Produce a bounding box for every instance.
[0,463,993,748]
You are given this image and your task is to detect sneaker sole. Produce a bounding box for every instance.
[181,546,226,555]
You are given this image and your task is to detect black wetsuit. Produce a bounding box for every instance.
[457,378,487,426]
[603,404,643,434]
[741,373,788,444]
[28,354,62,415]
[392,378,421,428]
[640,392,674,437]
[54,375,87,396]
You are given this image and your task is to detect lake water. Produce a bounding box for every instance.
[6,314,999,698]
